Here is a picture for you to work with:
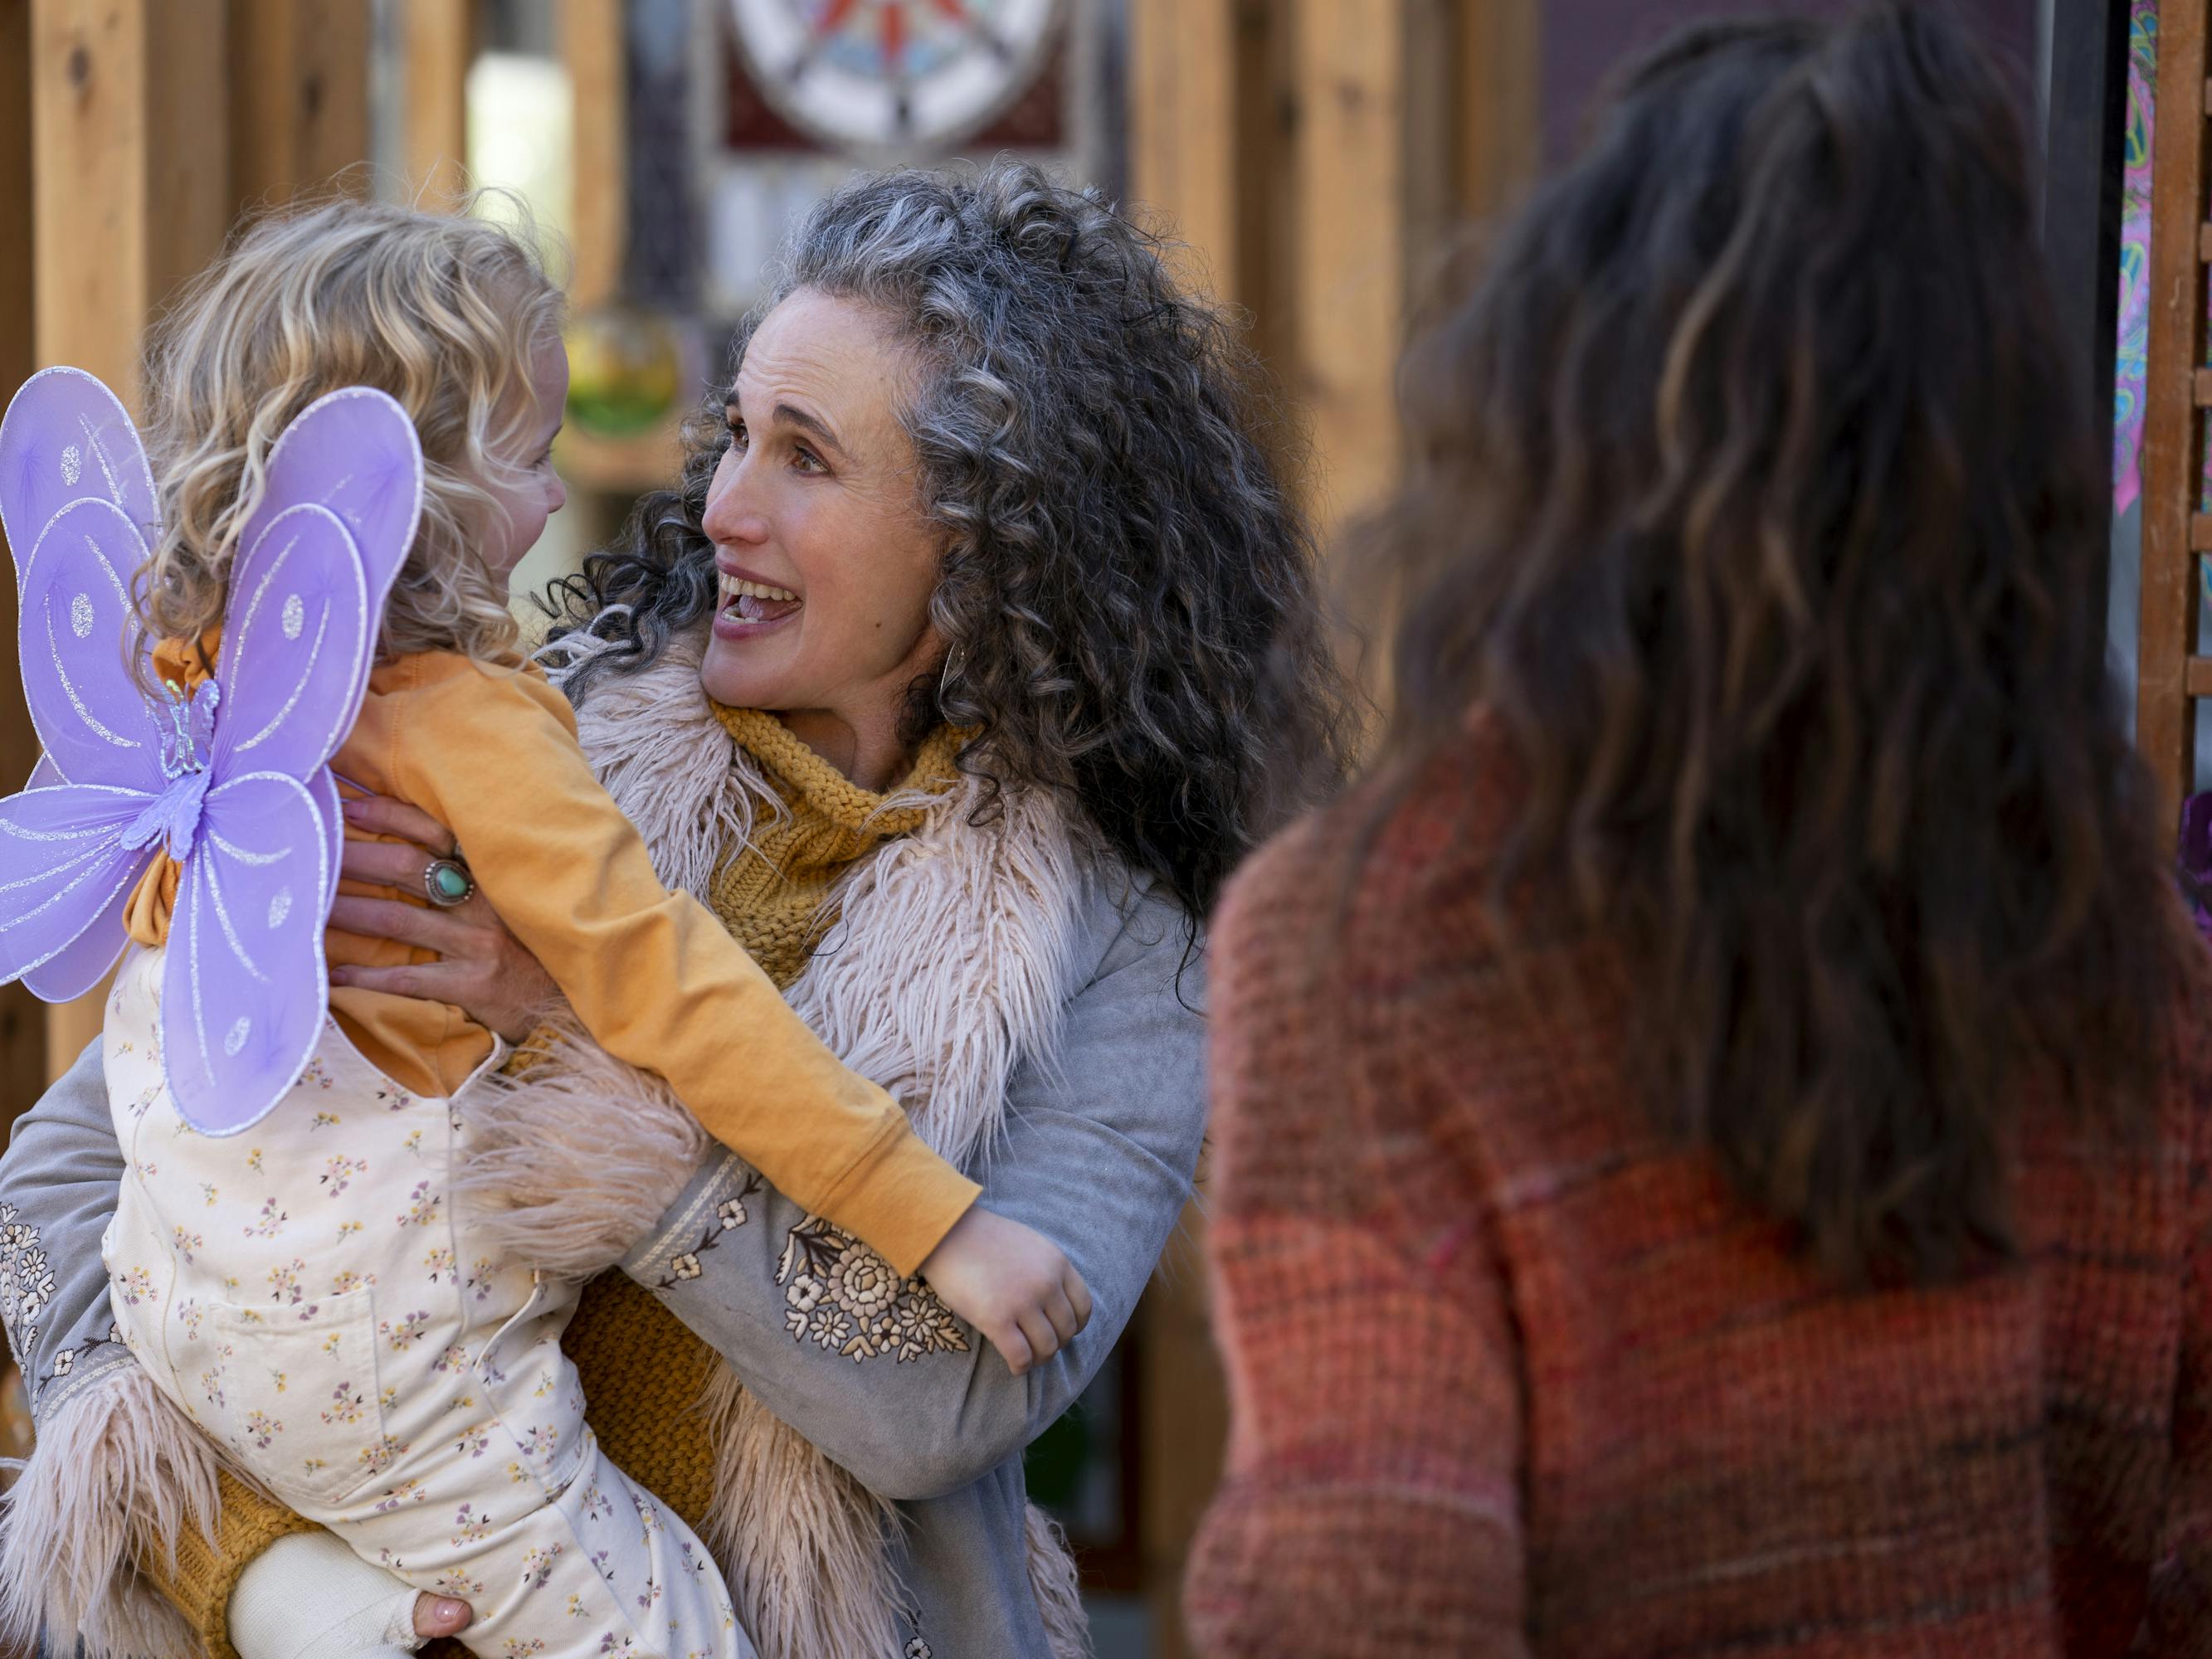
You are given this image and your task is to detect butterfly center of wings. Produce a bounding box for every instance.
[118,679,222,861]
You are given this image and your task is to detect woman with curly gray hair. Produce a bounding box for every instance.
[1,159,1350,1659]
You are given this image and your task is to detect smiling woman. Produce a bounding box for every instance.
[693,290,949,787]
[553,163,1355,927]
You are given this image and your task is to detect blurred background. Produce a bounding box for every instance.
[0,1,2108,1652]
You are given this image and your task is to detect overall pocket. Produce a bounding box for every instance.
[206,1285,392,1509]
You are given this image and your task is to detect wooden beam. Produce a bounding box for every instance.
[1459,0,1539,224]
[1231,0,1298,391]
[1139,1199,1228,1659]
[2137,0,2210,829]
[1403,0,1455,284]
[1128,0,1240,304]
[0,0,45,1110]
[228,0,373,212]
[402,0,473,208]
[0,0,29,398]
[1289,0,1407,539]
[562,0,624,311]
[32,0,230,406]
[34,0,153,405]
[144,2,231,303]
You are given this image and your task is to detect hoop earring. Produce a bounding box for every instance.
[938,643,970,709]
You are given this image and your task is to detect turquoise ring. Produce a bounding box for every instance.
[423,855,475,908]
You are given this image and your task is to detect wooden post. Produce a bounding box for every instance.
[1139,1198,1230,1659]
[1289,0,1411,539]
[1129,0,1240,304]
[30,0,232,1075]
[1459,0,1540,225]
[1126,25,1251,1651]
[563,0,625,313]
[227,0,373,211]
[2137,0,2210,828]
[32,0,228,411]
[1124,23,1251,1649]
[401,0,473,207]
[0,0,44,1111]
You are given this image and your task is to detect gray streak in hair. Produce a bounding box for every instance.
[541,158,1357,927]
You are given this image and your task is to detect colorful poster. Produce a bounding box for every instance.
[2117,0,2156,513]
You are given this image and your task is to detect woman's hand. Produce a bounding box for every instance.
[327,794,559,1043]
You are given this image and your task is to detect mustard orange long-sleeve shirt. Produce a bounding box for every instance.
[129,644,977,1277]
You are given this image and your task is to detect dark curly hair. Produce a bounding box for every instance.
[1362,4,2196,1282]
[542,159,1355,925]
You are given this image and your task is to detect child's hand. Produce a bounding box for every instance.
[920,1206,1092,1374]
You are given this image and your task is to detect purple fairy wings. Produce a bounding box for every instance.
[0,369,422,1135]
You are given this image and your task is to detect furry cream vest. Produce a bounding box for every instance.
[469,617,1096,1659]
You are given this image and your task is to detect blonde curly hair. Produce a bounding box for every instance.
[137,195,564,669]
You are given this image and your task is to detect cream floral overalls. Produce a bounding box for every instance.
[101,945,756,1659]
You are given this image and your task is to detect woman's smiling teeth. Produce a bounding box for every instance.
[719,573,801,624]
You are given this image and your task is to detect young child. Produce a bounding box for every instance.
[32,201,1087,1659]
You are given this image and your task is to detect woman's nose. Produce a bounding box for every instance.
[703,460,770,546]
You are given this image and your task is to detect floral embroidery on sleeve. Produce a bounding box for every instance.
[639,1165,973,1360]
[0,1203,56,1362]
[651,1173,762,1291]
[775,1219,969,1365]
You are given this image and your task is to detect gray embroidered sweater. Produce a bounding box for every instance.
[1,876,1204,1659]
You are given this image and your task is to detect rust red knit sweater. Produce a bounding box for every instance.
[1186,718,2212,1658]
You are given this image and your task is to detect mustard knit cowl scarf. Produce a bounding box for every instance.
[704,705,966,988]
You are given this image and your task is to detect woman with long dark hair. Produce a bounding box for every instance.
[1188,8,2212,1655]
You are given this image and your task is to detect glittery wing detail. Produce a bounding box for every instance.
[208,504,372,780]
[0,783,153,990]
[0,435,161,996]
[0,368,156,593]
[238,383,422,659]
[160,771,331,1136]
[17,497,163,792]
[310,766,343,927]
[163,387,419,1131]
[13,737,136,997]
[21,884,136,1002]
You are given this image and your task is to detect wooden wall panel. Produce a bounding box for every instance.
[1290,0,1408,538]
[1460,0,1540,223]
[144,2,233,307]
[32,0,158,407]
[402,0,473,207]
[1129,0,1240,304]
[31,0,229,401]
[1127,8,1247,1652]
[228,0,373,211]
[563,0,626,312]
